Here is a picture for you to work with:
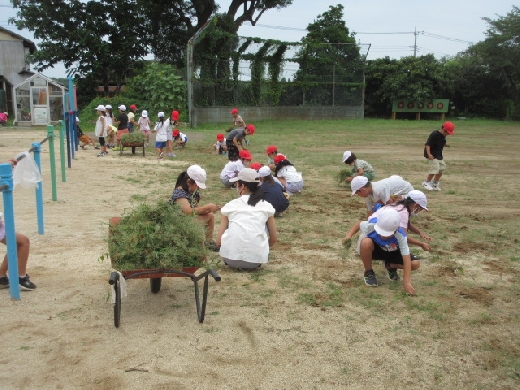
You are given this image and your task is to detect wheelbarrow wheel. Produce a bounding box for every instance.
[150,277,162,294]
[114,280,121,328]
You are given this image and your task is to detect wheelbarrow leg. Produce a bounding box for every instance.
[193,275,210,323]
[109,271,122,328]
[150,277,162,294]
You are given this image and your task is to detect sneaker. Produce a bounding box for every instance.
[112,147,120,151]
[158,152,164,159]
[363,270,378,287]
[431,184,441,191]
[386,267,400,281]
[422,181,434,191]
[103,151,109,156]
[0,275,9,288]
[411,253,419,260]
[19,275,36,291]
[97,152,104,157]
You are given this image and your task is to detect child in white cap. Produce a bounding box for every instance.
[153,112,169,159]
[342,151,375,183]
[137,110,151,146]
[358,208,415,295]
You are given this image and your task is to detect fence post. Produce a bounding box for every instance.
[58,120,66,182]
[47,125,57,201]
[31,142,45,235]
[0,163,21,300]
[64,112,72,168]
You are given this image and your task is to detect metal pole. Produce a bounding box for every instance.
[64,112,72,168]
[0,163,20,300]
[58,120,66,182]
[47,125,57,201]
[31,142,45,235]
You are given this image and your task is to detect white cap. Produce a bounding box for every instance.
[374,208,401,236]
[229,168,260,183]
[187,165,207,189]
[105,104,112,109]
[258,166,272,178]
[342,151,352,162]
[350,176,369,196]
[158,111,165,117]
[141,110,148,118]
[118,104,126,111]
[95,105,105,111]
[76,117,80,122]
[408,190,429,211]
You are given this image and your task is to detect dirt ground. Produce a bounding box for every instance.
[0,125,519,389]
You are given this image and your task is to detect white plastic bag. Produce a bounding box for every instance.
[12,152,42,189]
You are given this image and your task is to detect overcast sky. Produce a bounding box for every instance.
[0,0,515,78]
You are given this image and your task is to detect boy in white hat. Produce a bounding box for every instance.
[342,151,375,183]
[359,208,415,295]
[94,105,107,157]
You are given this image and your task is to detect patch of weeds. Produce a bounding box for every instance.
[432,330,445,340]
[259,289,275,298]
[249,268,270,282]
[405,298,446,321]
[510,255,520,262]
[277,269,312,290]
[446,190,456,195]
[322,282,344,307]
[209,311,220,315]
[297,293,318,306]
[124,177,141,184]
[19,346,31,350]
[170,303,184,309]
[202,326,220,333]
[130,194,147,202]
[355,288,385,310]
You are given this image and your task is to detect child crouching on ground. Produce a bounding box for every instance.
[274,154,303,196]
[213,134,227,155]
[343,151,375,183]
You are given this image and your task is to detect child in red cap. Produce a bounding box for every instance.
[266,145,279,170]
[228,108,245,132]
[422,121,454,191]
[274,154,304,196]
[213,133,227,155]
[239,149,253,168]
[173,129,187,148]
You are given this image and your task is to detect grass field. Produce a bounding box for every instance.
[1,117,519,388]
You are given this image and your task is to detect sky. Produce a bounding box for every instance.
[0,0,515,78]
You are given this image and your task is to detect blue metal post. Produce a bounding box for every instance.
[64,111,72,168]
[31,143,45,235]
[0,163,21,300]
[58,120,66,182]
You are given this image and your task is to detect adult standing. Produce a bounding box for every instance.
[216,168,277,269]
[225,124,254,161]
[422,121,454,191]
[351,175,414,217]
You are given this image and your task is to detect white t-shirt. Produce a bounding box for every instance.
[277,165,302,183]
[367,175,414,212]
[220,160,241,180]
[154,120,169,142]
[219,195,275,264]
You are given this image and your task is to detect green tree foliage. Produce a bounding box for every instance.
[292,4,363,105]
[11,0,147,94]
[469,6,520,118]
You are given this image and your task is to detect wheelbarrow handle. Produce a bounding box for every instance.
[208,268,221,282]
[108,271,120,285]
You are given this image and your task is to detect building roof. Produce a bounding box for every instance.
[0,26,37,53]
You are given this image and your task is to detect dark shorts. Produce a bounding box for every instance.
[98,137,105,146]
[226,140,239,161]
[371,242,404,265]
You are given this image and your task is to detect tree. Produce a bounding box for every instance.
[292,4,363,105]
[469,6,520,118]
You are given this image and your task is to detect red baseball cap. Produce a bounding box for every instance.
[246,124,255,135]
[173,129,180,137]
[231,108,239,114]
[171,110,180,121]
[216,133,225,141]
[129,104,137,110]
[442,121,455,135]
[249,162,262,170]
[274,154,286,164]
[266,145,277,155]
[239,150,252,160]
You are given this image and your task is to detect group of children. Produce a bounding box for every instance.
[80,105,188,160]
[340,120,455,295]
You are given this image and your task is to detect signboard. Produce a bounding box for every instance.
[33,107,48,124]
[392,99,449,113]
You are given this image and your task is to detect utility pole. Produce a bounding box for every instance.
[414,27,417,57]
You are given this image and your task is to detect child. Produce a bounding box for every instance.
[422,121,454,191]
[226,124,254,161]
[171,110,180,126]
[94,105,107,157]
[342,151,375,183]
[213,133,227,155]
[153,112,169,159]
[227,108,245,132]
[351,175,414,217]
[0,212,36,291]
[220,159,242,188]
[249,162,262,171]
[258,166,289,215]
[137,110,151,146]
[104,105,116,148]
[357,208,415,295]
[0,112,8,126]
[173,129,187,148]
[239,149,252,168]
[274,154,304,196]
[266,145,278,171]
